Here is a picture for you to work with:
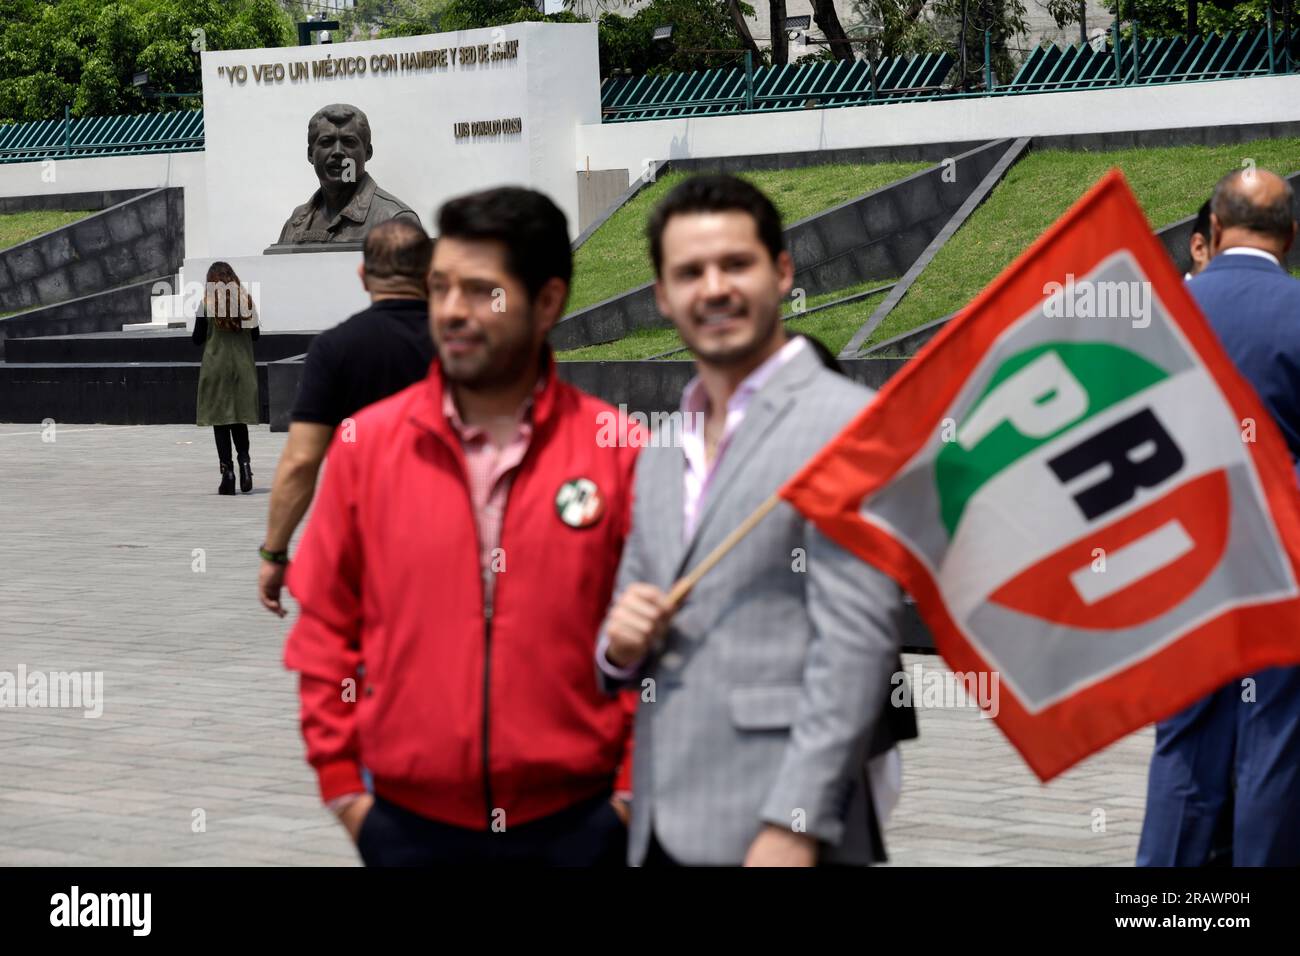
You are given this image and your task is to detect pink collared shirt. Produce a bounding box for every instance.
[679,335,807,540]
[597,336,807,679]
[443,377,543,608]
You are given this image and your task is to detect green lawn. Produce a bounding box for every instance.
[868,138,1300,351]
[785,282,895,355]
[557,278,896,361]
[567,161,928,315]
[0,209,94,251]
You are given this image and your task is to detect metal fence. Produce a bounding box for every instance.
[1005,25,1297,93]
[600,24,1299,123]
[600,51,956,122]
[0,108,204,166]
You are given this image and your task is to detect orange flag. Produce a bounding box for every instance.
[781,170,1300,780]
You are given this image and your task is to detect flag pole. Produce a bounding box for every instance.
[666,491,783,606]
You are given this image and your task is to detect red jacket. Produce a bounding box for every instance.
[284,356,640,830]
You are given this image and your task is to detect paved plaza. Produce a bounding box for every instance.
[0,423,1154,866]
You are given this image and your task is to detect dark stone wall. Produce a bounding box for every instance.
[0,187,184,314]
[6,330,316,364]
[1032,119,1300,153]
[268,358,307,433]
[670,139,990,174]
[0,189,149,216]
[0,362,269,425]
[0,278,159,359]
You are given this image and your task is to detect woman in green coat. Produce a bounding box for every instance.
[193,261,260,495]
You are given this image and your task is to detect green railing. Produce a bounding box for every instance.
[600,25,1299,123]
[601,51,955,122]
[0,108,204,165]
[1007,25,1297,92]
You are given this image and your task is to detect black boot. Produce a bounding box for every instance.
[238,457,253,494]
[219,462,236,496]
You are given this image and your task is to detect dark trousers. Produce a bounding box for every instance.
[357,792,627,867]
[1138,664,1300,866]
[643,831,681,867]
[212,424,250,466]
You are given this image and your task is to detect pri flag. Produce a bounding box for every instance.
[780,169,1300,780]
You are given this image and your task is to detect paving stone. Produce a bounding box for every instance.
[1,425,1158,866]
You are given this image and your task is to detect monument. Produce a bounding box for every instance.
[270,103,419,250]
[180,21,602,331]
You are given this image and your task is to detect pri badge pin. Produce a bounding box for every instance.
[555,478,605,529]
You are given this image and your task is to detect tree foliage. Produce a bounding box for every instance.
[0,0,294,123]
[1102,0,1288,38]
[851,0,1029,85]
[595,0,756,76]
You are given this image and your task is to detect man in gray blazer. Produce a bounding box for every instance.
[596,174,914,866]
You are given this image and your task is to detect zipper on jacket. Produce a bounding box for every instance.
[475,449,530,832]
[416,403,542,833]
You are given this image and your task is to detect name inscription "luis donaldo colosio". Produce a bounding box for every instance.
[453,117,523,140]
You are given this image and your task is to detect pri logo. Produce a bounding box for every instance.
[863,250,1296,713]
[555,478,604,529]
[936,340,1222,630]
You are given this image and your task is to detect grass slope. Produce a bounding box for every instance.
[567,160,928,315]
[868,138,1300,350]
[0,209,94,251]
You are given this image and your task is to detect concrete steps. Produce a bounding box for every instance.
[0,329,319,424]
[5,329,316,364]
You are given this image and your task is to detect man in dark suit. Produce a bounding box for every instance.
[1138,167,1300,866]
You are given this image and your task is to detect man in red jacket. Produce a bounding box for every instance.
[284,187,639,865]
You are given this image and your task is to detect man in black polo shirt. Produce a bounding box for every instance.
[258,218,435,616]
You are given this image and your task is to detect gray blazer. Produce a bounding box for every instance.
[599,343,910,866]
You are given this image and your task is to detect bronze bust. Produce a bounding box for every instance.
[276,103,420,246]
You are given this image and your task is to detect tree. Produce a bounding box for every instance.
[849,0,1030,84]
[0,0,295,124]
[811,0,856,60]
[593,1,756,76]
[334,0,452,40]
[1036,0,1289,41]
[769,0,790,65]
[727,0,763,61]
[437,0,554,32]
[845,0,945,58]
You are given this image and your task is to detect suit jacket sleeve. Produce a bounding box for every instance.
[757,522,904,846]
[608,443,644,790]
[594,449,654,695]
